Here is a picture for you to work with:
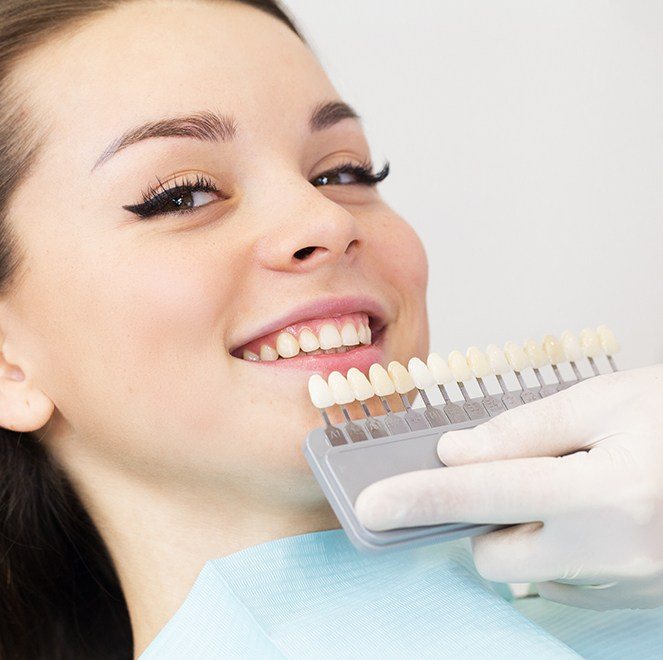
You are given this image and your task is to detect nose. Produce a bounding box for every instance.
[253,186,362,273]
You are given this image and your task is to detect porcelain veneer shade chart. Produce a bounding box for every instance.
[303,325,621,553]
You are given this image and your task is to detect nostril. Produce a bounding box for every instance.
[293,245,317,260]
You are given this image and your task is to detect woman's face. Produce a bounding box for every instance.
[3,0,428,505]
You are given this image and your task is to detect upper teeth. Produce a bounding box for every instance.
[242,321,372,361]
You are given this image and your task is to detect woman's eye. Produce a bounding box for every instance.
[123,175,224,219]
[311,160,390,188]
[166,189,218,211]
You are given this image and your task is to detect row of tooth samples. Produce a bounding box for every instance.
[242,317,372,361]
[307,326,619,445]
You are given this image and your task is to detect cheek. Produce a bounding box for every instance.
[370,210,429,295]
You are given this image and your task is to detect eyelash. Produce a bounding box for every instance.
[122,159,390,219]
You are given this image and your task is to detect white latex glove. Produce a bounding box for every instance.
[355,365,663,610]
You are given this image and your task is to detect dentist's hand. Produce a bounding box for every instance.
[355,365,663,609]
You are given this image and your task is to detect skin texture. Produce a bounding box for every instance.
[0,0,429,653]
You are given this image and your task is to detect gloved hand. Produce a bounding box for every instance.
[355,364,663,610]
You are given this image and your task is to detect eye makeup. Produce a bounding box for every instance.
[122,159,390,220]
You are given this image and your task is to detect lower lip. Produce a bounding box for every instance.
[233,327,387,377]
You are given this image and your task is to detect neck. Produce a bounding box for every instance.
[69,464,338,657]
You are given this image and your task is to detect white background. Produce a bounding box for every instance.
[284,0,663,370]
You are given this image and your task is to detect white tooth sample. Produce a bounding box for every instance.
[504,341,530,372]
[408,357,436,389]
[427,352,453,384]
[579,327,602,358]
[466,346,491,378]
[523,339,549,368]
[597,325,620,355]
[448,350,473,382]
[298,328,320,352]
[308,374,334,408]
[276,332,300,358]
[357,324,372,345]
[346,367,375,401]
[369,363,396,396]
[242,349,260,361]
[318,323,343,350]
[486,344,510,375]
[560,331,582,362]
[387,361,415,393]
[259,344,279,361]
[542,335,565,365]
[340,323,360,346]
[328,371,355,405]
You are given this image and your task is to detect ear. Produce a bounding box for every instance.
[0,339,54,433]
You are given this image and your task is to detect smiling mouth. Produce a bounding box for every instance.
[229,311,386,362]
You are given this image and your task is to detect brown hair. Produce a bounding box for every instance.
[0,2,303,657]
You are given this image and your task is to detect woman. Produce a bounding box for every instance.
[0,1,660,658]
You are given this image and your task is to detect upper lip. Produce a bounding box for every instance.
[228,294,389,355]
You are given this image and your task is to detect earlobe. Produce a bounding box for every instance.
[0,353,54,433]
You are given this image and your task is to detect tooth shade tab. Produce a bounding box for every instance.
[369,363,396,396]
[408,357,436,389]
[579,328,602,358]
[308,374,334,408]
[523,339,549,368]
[542,335,565,365]
[560,331,582,362]
[466,346,491,378]
[427,353,453,384]
[341,323,360,346]
[298,328,320,352]
[504,341,529,372]
[485,344,510,375]
[346,368,374,401]
[328,371,355,405]
[448,350,473,382]
[597,325,620,355]
[387,361,415,394]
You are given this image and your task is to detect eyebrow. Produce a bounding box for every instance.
[91,100,360,172]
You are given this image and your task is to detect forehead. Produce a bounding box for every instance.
[14,0,337,161]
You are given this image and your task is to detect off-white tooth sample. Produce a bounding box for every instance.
[448,350,473,382]
[308,374,334,408]
[259,344,279,361]
[504,341,530,372]
[387,361,415,393]
[276,332,300,358]
[340,323,360,346]
[328,371,355,405]
[466,346,491,378]
[408,357,436,389]
[486,344,510,375]
[523,339,549,368]
[242,349,260,361]
[560,331,582,362]
[318,323,343,350]
[542,335,565,365]
[597,325,620,355]
[346,367,375,401]
[579,328,602,358]
[369,363,396,396]
[427,352,453,384]
[298,328,320,352]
